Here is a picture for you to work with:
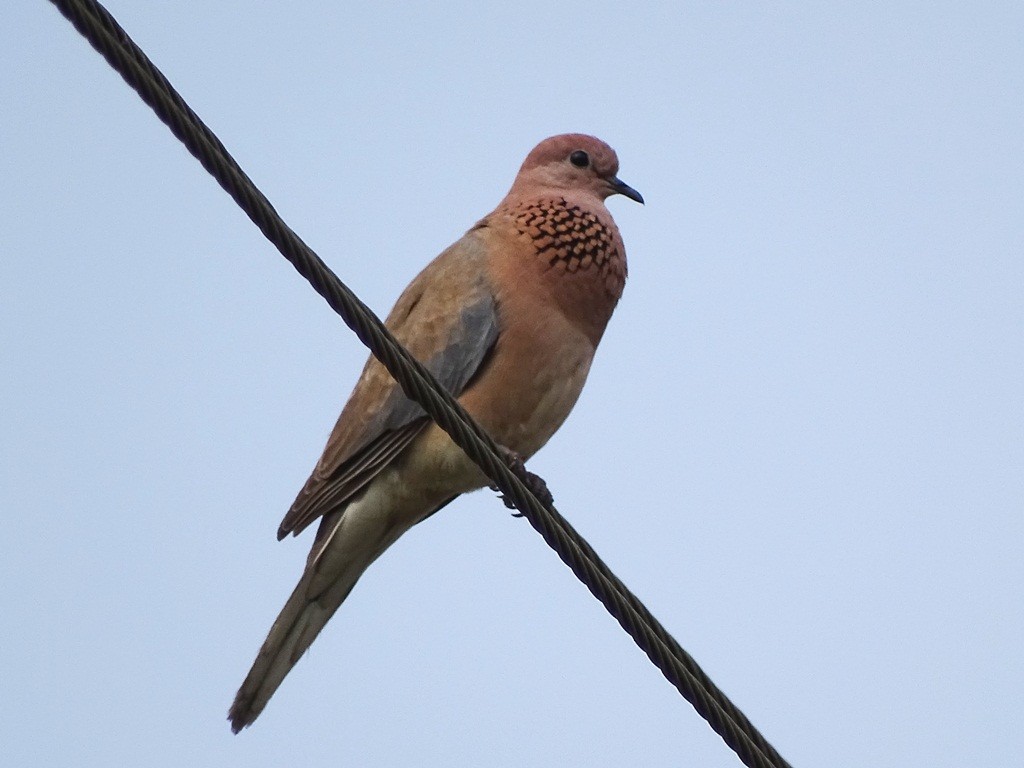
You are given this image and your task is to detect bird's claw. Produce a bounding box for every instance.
[490,447,554,515]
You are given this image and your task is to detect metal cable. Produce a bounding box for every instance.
[46,2,792,766]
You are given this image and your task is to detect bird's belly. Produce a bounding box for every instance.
[501,353,592,457]
[461,319,595,459]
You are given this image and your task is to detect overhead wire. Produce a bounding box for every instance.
[46,2,792,766]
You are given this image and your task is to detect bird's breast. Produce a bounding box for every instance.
[459,314,595,460]
[500,196,626,346]
[457,195,626,458]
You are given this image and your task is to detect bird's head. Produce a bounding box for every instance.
[512,133,643,205]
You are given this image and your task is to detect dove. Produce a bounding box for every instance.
[229,133,642,732]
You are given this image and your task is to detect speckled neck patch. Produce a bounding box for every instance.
[510,197,621,276]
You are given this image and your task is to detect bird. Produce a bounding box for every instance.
[228,133,643,732]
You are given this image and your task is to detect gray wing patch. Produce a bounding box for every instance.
[277,291,499,539]
[372,292,500,434]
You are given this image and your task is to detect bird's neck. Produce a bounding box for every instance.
[487,195,627,346]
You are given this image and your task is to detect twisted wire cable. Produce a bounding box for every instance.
[46,2,792,766]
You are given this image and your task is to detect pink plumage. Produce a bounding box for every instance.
[229,134,642,732]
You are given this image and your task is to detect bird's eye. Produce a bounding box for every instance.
[569,150,590,168]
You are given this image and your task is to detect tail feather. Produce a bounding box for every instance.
[228,512,372,733]
[228,468,456,733]
[228,563,360,733]
[228,490,410,733]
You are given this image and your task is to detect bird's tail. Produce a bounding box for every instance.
[228,468,457,733]
[227,570,348,732]
[228,511,380,733]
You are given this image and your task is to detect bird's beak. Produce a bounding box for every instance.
[608,176,644,205]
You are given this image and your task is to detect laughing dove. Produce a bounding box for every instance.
[229,133,642,732]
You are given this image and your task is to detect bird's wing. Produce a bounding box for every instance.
[277,235,498,539]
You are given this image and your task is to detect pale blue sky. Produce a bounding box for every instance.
[2,3,1022,767]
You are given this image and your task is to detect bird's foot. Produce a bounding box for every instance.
[489,446,554,515]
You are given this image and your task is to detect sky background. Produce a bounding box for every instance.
[2,2,1022,766]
